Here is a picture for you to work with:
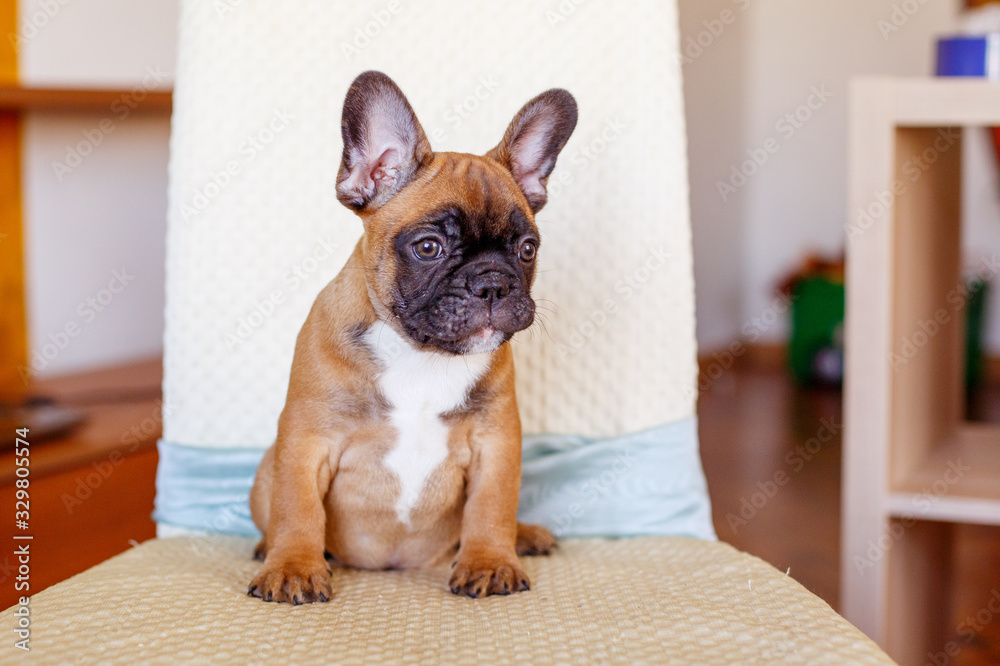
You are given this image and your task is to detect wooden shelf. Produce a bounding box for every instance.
[884,425,1000,527]
[859,77,1000,126]
[0,86,172,112]
[843,76,1000,661]
[887,493,1000,526]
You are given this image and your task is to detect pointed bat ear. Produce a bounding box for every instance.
[486,89,578,213]
[336,71,432,212]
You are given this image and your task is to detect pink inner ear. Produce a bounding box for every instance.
[511,156,549,201]
[371,148,401,185]
[511,121,555,197]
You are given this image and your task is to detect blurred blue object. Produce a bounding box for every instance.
[936,35,1000,79]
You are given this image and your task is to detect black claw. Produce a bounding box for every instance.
[248,585,258,597]
[265,592,273,602]
[520,579,530,591]
[318,593,328,602]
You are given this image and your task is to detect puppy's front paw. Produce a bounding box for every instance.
[248,556,333,605]
[449,553,530,598]
[516,523,556,556]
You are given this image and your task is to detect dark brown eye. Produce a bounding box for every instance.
[413,238,443,260]
[519,241,537,263]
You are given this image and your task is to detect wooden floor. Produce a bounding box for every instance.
[699,365,843,605]
[698,363,1000,665]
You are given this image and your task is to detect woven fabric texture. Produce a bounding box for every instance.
[163,0,698,447]
[0,536,890,664]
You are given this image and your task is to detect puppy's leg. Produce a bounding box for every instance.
[249,447,274,562]
[450,410,529,598]
[248,434,334,604]
[516,523,556,556]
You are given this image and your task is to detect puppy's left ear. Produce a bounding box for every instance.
[337,71,432,212]
[486,89,578,213]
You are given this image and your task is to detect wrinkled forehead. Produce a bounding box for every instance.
[372,153,538,244]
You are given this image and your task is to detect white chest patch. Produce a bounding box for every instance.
[365,323,493,528]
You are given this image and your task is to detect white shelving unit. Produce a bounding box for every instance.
[844,77,1000,664]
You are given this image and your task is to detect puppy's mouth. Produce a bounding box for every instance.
[399,321,515,356]
[396,298,534,355]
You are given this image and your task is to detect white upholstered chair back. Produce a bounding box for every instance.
[163,0,697,451]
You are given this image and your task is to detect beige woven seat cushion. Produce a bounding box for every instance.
[1,536,890,664]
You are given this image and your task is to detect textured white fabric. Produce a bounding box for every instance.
[163,0,697,447]
[0,536,893,664]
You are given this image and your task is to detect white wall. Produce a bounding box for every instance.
[681,0,965,352]
[958,0,1000,354]
[18,0,177,377]
[963,130,1000,354]
[18,0,998,374]
[18,0,177,87]
[741,0,959,343]
[678,0,750,351]
[22,114,171,377]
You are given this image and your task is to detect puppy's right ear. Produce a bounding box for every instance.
[336,71,432,212]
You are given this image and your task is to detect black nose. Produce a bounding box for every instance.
[470,272,512,301]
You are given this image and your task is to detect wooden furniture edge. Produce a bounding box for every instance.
[0,87,172,112]
[0,358,163,485]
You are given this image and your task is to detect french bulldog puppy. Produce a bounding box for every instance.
[248,71,577,603]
